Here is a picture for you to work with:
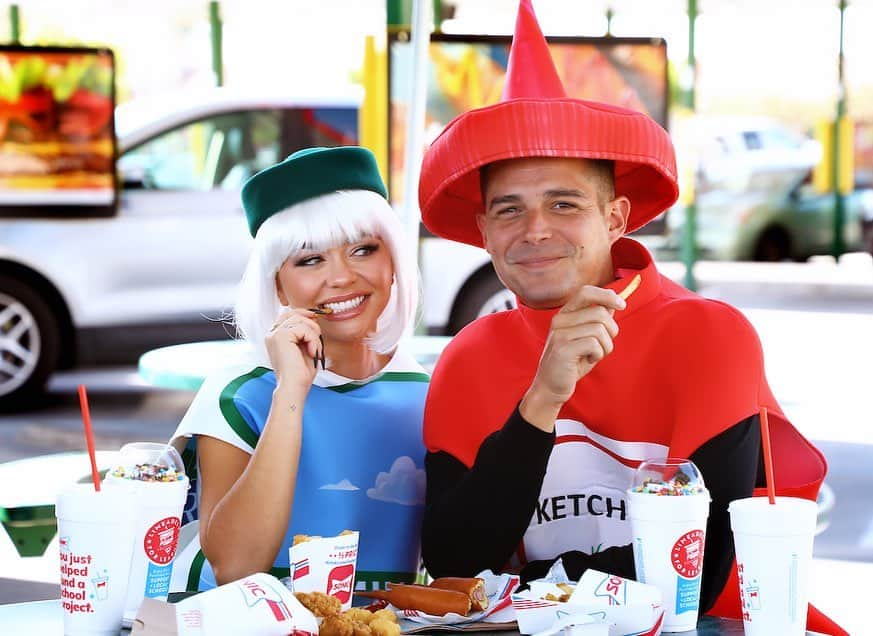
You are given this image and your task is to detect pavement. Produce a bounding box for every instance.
[657,251,873,311]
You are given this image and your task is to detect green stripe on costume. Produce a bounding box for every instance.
[219,367,271,449]
[327,371,430,394]
[187,550,207,592]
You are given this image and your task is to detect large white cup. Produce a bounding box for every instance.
[729,496,817,636]
[103,442,188,624]
[628,490,710,632]
[56,485,137,636]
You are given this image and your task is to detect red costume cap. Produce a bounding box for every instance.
[418,0,680,247]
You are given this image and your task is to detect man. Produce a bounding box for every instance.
[417,2,843,633]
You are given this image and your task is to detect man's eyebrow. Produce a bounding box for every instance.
[487,193,522,210]
[544,188,589,199]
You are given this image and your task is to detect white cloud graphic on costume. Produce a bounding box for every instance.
[366,456,425,506]
[319,479,359,491]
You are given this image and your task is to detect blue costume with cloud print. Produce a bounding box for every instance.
[170,348,428,592]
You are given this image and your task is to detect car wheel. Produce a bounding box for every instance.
[0,274,60,409]
[753,227,791,262]
[447,269,516,335]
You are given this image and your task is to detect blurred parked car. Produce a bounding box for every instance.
[0,88,361,406]
[666,169,873,261]
[682,116,822,192]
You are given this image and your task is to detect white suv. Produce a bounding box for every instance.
[0,88,362,406]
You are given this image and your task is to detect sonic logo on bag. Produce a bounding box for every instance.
[594,574,627,605]
[240,577,292,622]
[325,564,355,604]
[671,530,704,578]
[144,517,180,565]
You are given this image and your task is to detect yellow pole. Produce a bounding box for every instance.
[359,34,389,185]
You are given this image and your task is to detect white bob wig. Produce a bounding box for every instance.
[234,189,419,360]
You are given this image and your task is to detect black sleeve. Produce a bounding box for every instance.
[421,405,555,578]
[516,415,761,614]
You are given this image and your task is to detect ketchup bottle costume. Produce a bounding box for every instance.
[416,2,845,634]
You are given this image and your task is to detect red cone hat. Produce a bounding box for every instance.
[418,0,679,248]
[501,0,565,100]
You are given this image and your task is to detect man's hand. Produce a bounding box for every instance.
[520,285,626,432]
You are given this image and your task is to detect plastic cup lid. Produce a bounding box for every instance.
[630,457,707,496]
[109,442,185,482]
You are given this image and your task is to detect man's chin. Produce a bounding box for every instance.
[512,286,572,310]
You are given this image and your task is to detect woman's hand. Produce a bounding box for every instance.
[265,308,322,390]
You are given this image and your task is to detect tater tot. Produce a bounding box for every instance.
[351,620,371,636]
[319,616,354,636]
[369,618,401,636]
[371,609,397,624]
[343,608,374,624]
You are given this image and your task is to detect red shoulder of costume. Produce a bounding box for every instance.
[424,311,529,468]
[650,296,770,456]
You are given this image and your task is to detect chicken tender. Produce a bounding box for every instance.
[295,591,341,617]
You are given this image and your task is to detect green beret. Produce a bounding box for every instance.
[241,146,388,237]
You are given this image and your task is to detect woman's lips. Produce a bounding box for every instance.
[320,294,369,319]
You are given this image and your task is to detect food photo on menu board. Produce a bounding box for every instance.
[388,33,668,231]
[0,45,117,216]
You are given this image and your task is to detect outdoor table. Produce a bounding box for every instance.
[0,599,831,634]
[138,335,452,391]
[0,451,118,558]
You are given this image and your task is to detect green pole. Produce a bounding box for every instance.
[831,0,847,258]
[681,0,698,290]
[9,4,20,44]
[387,0,411,29]
[209,1,223,87]
[605,8,614,36]
[433,0,442,32]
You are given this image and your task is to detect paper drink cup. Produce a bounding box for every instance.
[174,572,319,635]
[288,531,359,611]
[628,458,710,633]
[55,485,137,636]
[729,496,816,636]
[103,442,188,624]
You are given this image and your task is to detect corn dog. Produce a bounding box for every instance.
[356,584,471,616]
[429,577,489,611]
[617,273,642,301]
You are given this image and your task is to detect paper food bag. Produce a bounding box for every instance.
[513,570,664,636]
[288,530,360,611]
[131,573,318,636]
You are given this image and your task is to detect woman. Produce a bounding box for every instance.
[170,146,428,592]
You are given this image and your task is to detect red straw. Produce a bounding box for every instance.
[77,384,101,492]
[759,406,776,504]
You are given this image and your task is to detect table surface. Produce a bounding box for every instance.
[0,599,827,634]
[138,335,452,391]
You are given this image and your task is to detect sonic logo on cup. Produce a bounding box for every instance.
[326,564,355,604]
[143,517,180,565]
[240,578,293,622]
[671,530,704,578]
